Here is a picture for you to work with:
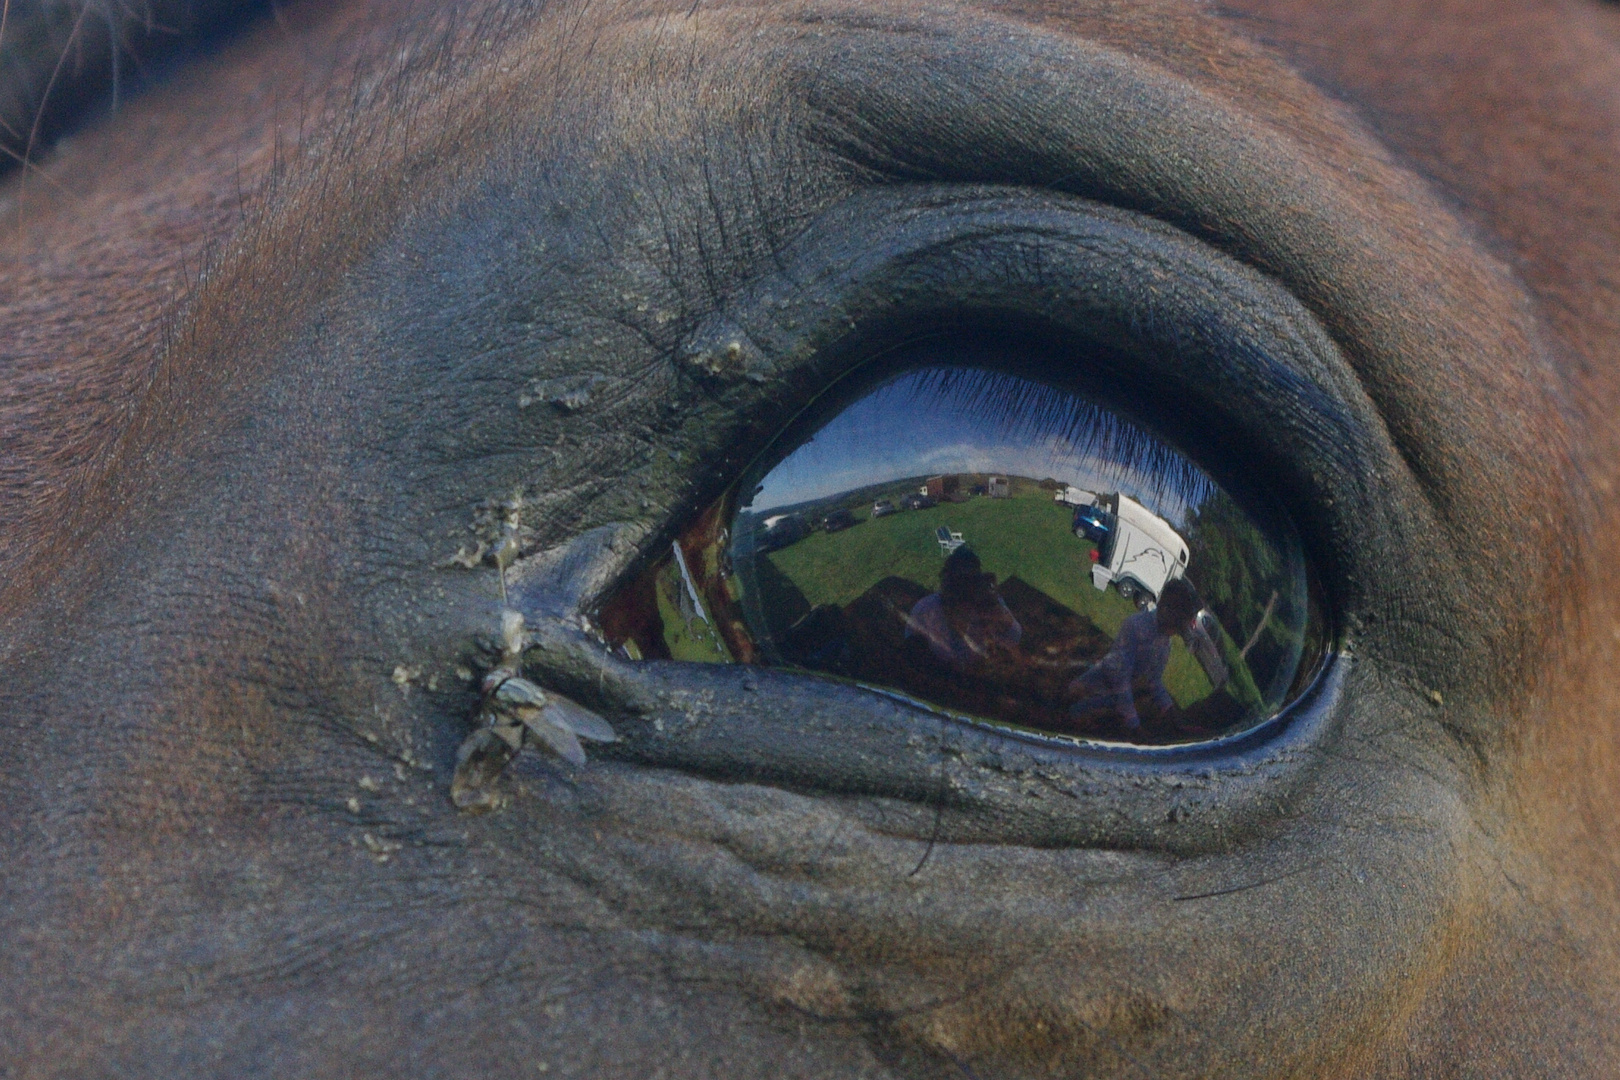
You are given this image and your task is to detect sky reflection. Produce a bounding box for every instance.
[747,368,1214,522]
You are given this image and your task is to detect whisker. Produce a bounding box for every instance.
[1172,859,1322,902]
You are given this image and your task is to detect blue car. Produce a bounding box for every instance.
[1073,504,1113,543]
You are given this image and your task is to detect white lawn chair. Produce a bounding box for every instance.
[936,526,965,554]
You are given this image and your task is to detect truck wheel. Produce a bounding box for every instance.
[1116,580,1137,602]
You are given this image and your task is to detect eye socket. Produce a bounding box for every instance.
[597,360,1326,748]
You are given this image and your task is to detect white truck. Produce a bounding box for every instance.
[1080,494,1231,690]
[1086,494,1189,603]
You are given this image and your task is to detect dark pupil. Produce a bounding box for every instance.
[599,366,1321,747]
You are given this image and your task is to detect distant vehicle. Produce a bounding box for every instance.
[871,499,897,518]
[936,526,966,554]
[1084,494,1189,603]
[987,476,1011,498]
[759,512,809,551]
[1072,503,1111,543]
[1055,485,1097,507]
[901,492,936,511]
[821,508,858,532]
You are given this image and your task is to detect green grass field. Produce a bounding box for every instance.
[654,560,734,664]
[761,491,1215,705]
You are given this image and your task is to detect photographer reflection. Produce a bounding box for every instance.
[904,546,1023,671]
[1067,578,1207,733]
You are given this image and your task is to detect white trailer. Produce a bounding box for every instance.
[1055,485,1097,507]
[1088,494,1189,602]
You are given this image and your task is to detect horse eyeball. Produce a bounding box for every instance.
[597,365,1326,748]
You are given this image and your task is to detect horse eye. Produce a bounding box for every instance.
[597,364,1326,747]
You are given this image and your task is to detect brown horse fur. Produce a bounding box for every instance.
[2,0,1618,1076]
[0,0,264,172]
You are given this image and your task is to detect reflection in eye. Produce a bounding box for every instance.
[597,366,1325,746]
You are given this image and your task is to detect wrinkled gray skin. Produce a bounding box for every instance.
[2,0,1619,1076]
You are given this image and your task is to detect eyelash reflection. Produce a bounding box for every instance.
[597,364,1325,748]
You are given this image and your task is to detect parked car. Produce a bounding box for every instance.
[900,492,936,511]
[821,508,858,532]
[1072,503,1112,543]
[871,499,897,518]
[758,512,809,551]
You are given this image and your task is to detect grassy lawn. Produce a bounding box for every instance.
[762,491,1214,705]
[654,559,733,664]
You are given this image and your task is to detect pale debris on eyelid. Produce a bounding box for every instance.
[501,610,527,656]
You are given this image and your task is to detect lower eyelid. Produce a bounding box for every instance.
[517,613,1349,853]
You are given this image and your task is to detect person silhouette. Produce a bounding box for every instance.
[1067,577,1203,732]
[904,546,1022,670]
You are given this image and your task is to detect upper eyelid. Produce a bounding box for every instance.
[661,186,1389,579]
[741,189,1367,420]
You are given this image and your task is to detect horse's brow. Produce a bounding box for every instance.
[0,0,270,178]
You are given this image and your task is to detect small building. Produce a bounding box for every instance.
[921,474,961,501]
[987,476,1011,499]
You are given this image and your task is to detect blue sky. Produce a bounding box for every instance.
[746,368,1215,522]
